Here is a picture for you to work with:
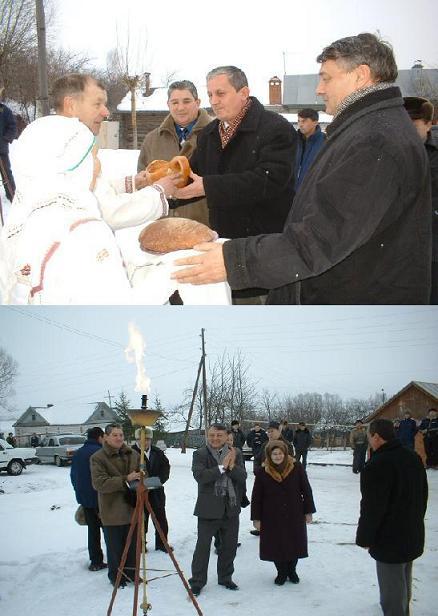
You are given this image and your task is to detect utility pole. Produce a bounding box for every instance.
[181,360,203,453]
[35,0,50,117]
[201,328,208,443]
[105,390,113,409]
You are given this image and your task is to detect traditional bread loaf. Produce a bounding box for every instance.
[145,155,191,188]
[139,218,218,253]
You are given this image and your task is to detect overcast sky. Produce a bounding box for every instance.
[54,0,438,103]
[0,306,437,425]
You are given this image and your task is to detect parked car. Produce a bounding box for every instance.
[0,438,38,476]
[35,434,86,466]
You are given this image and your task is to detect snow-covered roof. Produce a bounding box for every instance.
[280,112,333,124]
[117,85,211,112]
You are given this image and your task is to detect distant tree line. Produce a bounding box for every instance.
[168,351,384,432]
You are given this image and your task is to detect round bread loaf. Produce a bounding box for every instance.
[139,218,218,253]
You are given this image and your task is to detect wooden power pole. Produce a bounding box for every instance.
[35,0,50,117]
[181,329,209,452]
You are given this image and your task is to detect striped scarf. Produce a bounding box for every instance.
[333,82,393,119]
[218,98,252,149]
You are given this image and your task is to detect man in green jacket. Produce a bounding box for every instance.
[90,423,140,587]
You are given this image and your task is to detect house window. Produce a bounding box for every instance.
[32,414,36,420]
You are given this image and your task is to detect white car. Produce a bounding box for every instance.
[0,438,38,476]
[35,434,86,466]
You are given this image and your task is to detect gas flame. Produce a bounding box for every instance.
[125,322,151,393]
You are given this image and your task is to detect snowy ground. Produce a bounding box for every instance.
[0,449,437,616]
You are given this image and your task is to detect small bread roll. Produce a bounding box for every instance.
[139,218,218,253]
[145,155,191,188]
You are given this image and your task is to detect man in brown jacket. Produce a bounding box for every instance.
[137,80,212,225]
[90,423,140,587]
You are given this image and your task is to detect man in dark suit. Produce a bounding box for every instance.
[356,419,428,616]
[189,423,247,596]
[132,427,170,551]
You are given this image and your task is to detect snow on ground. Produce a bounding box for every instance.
[1,449,437,616]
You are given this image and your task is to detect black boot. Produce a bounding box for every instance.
[287,559,300,583]
[274,562,288,585]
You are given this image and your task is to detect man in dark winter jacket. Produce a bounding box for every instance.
[356,419,428,616]
[70,426,107,571]
[246,423,268,474]
[293,422,312,469]
[294,108,326,190]
[419,408,438,468]
[173,65,297,304]
[404,96,438,303]
[280,420,294,443]
[172,33,431,305]
[397,411,418,449]
[0,82,16,202]
[350,420,368,474]
[132,427,171,551]
[230,420,246,450]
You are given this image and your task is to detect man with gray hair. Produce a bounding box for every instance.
[138,80,212,225]
[172,34,431,304]
[189,423,247,596]
[174,65,297,304]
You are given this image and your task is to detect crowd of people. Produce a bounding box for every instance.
[65,416,431,616]
[0,31,436,304]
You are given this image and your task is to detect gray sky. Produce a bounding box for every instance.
[0,306,437,424]
[54,0,438,103]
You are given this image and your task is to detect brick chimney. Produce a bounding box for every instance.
[269,76,282,105]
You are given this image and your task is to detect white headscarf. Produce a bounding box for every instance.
[0,115,123,303]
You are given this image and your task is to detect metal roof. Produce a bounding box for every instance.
[283,68,438,107]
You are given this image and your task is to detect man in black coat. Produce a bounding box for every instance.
[172,33,431,305]
[230,420,246,450]
[404,96,438,304]
[293,422,312,469]
[0,81,16,202]
[356,419,428,616]
[70,426,107,571]
[189,423,247,596]
[174,65,296,304]
[246,423,268,474]
[132,427,170,551]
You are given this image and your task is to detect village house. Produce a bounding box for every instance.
[11,402,119,447]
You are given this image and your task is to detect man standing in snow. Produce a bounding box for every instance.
[132,427,171,552]
[356,419,428,616]
[350,419,368,474]
[172,33,431,304]
[230,419,246,450]
[90,424,141,587]
[293,422,312,469]
[189,423,247,596]
[71,426,107,572]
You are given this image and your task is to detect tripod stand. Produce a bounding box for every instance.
[107,428,203,616]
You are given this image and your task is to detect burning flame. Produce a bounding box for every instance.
[125,322,151,393]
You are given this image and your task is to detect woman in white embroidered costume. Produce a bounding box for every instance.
[1,115,133,304]
[0,115,231,305]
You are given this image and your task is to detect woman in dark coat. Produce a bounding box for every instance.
[251,440,315,585]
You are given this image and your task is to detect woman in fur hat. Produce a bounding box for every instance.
[251,440,315,585]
